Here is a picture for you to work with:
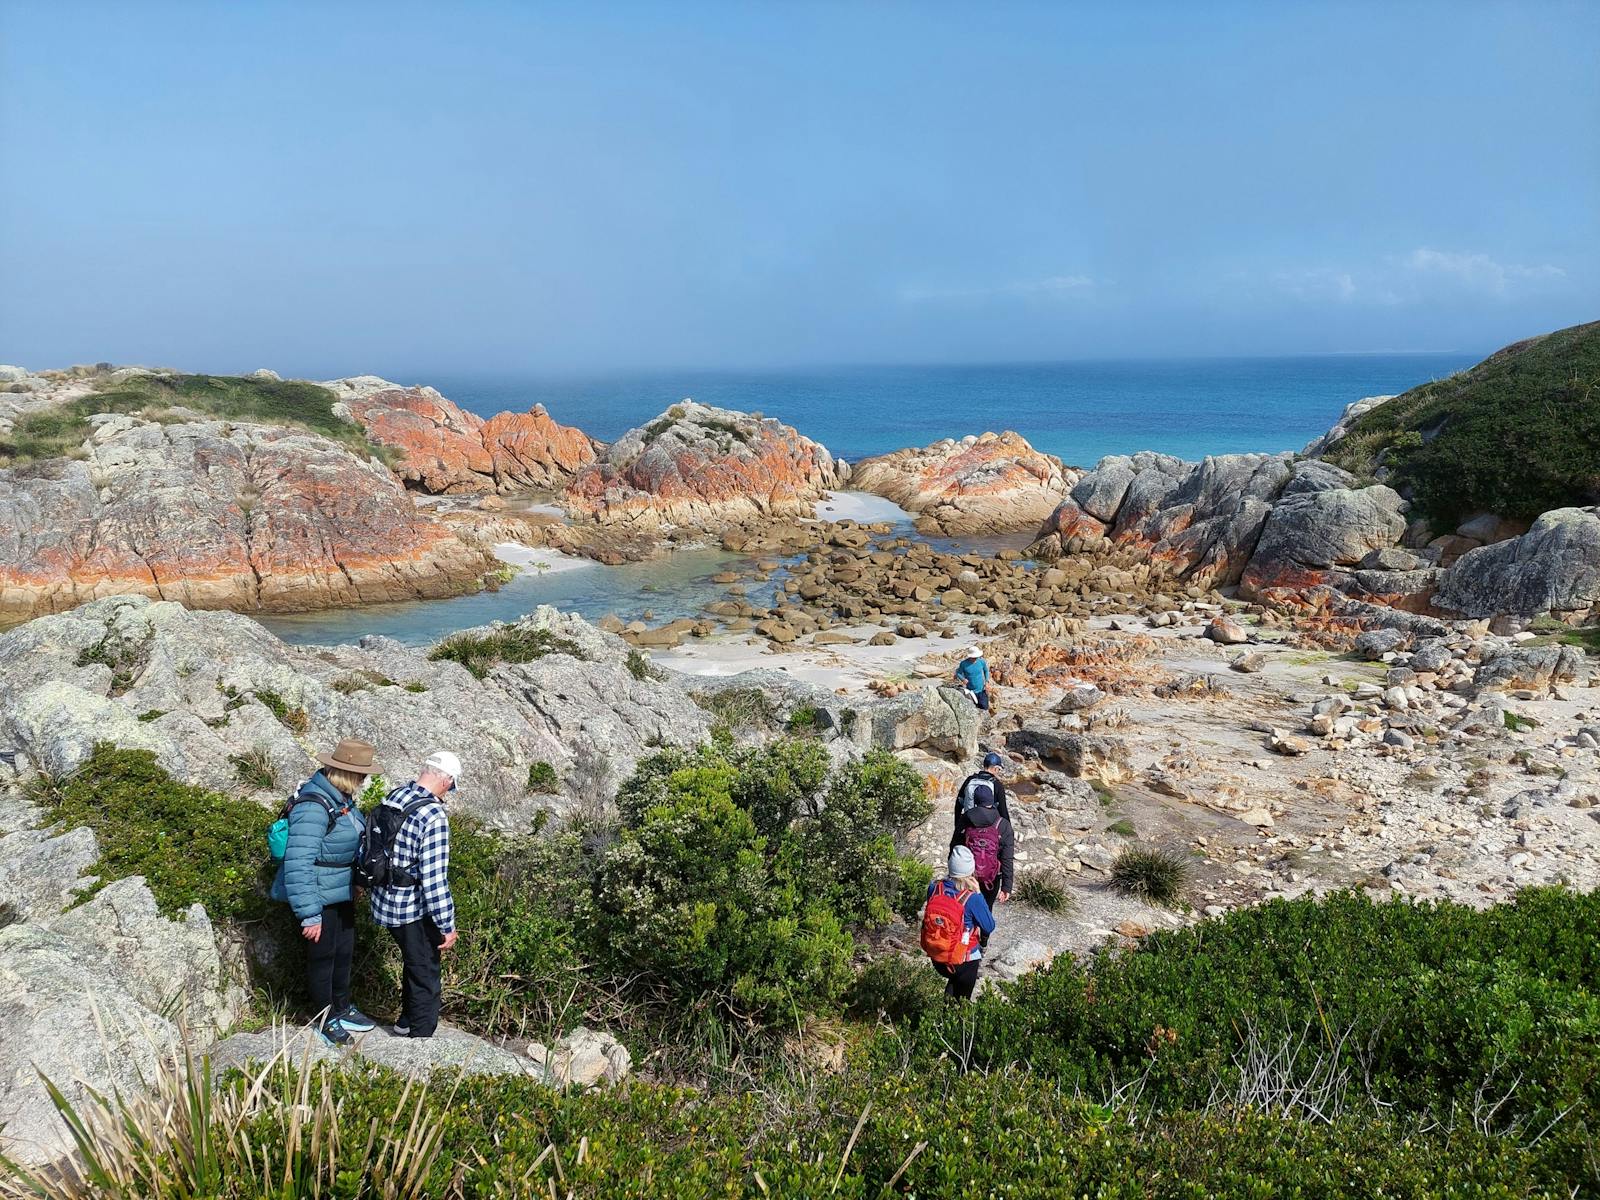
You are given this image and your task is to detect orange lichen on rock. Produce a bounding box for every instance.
[851,432,1076,534]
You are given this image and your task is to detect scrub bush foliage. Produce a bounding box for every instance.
[427,625,585,678]
[1323,320,1600,526]
[33,743,272,922]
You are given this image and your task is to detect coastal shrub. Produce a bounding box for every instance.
[33,743,270,922]
[1106,817,1137,837]
[525,760,560,793]
[1013,867,1075,913]
[690,685,778,732]
[897,888,1600,1179]
[785,704,819,732]
[1109,845,1190,906]
[427,625,584,678]
[595,764,854,1022]
[10,1056,1568,1198]
[1323,320,1600,526]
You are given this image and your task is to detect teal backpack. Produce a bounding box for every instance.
[267,790,343,862]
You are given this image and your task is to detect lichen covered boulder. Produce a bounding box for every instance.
[566,401,844,529]
[850,431,1075,534]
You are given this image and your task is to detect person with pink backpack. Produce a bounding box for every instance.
[920,846,996,999]
[950,759,1015,946]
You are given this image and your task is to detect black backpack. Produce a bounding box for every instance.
[354,792,431,889]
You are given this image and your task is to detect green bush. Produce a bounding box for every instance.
[34,743,271,922]
[1323,320,1600,526]
[427,625,584,678]
[1014,867,1075,913]
[625,647,664,681]
[595,763,853,1022]
[525,760,560,793]
[1109,845,1190,906]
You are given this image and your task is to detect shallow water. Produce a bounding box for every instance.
[261,547,781,647]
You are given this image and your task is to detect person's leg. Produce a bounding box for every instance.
[387,922,414,1029]
[978,880,1000,947]
[949,959,981,1001]
[975,689,990,712]
[933,963,957,997]
[328,901,356,1015]
[304,907,337,1021]
[408,918,444,1038]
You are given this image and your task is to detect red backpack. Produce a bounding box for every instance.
[963,825,1002,886]
[921,882,975,966]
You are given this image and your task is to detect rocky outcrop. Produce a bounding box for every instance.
[1240,480,1414,606]
[0,596,713,825]
[327,380,598,495]
[1300,394,1395,456]
[1434,508,1600,620]
[0,415,494,620]
[0,785,241,1169]
[849,432,1075,534]
[565,401,845,530]
[1027,451,1441,612]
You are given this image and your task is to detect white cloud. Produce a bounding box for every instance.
[1402,247,1566,296]
[899,274,1095,303]
[1265,248,1566,307]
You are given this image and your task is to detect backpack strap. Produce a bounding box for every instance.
[291,790,356,869]
[382,796,436,887]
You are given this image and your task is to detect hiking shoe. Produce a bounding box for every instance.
[318,1019,354,1048]
[336,1005,377,1033]
[391,1020,410,1038]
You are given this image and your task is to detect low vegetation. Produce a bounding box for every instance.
[32,744,271,922]
[1013,866,1075,913]
[525,760,560,793]
[0,372,394,464]
[689,686,778,733]
[1109,844,1190,906]
[20,745,1600,1194]
[426,625,585,678]
[1322,320,1600,527]
[624,647,663,681]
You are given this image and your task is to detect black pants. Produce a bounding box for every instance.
[935,958,981,1000]
[305,901,355,1022]
[388,917,444,1037]
[973,688,991,711]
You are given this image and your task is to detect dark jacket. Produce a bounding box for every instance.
[953,770,1010,824]
[950,802,1015,892]
[269,771,365,927]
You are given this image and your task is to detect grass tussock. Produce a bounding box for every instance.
[427,626,585,679]
[1013,868,1076,914]
[1110,845,1191,907]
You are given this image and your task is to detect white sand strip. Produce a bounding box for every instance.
[812,490,914,524]
[492,543,593,574]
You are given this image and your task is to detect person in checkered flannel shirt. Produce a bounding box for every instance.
[368,750,461,1038]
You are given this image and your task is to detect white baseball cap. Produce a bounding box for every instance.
[423,750,461,790]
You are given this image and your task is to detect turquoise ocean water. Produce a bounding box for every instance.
[425,353,1477,467]
[263,353,1477,645]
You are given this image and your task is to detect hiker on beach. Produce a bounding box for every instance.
[368,751,461,1039]
[954,646,992,711]
[269,738,377,1047]
[920,846,996,1000]
[951,760,1015,941]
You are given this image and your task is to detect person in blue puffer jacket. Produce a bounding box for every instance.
[270,738,375,1046]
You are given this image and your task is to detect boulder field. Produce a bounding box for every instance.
[1029,449,1600,624]
[0,414,495,621]
[849,431,1077,534]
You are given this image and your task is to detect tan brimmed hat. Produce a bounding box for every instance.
[317,738,376,774]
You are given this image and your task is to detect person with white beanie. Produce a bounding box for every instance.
[919,845,997,1000]
[368,750,462,1038]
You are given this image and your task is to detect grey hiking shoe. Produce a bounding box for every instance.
[318,1019,353,1048]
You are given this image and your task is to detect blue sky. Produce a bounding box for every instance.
[1,1,1595,374]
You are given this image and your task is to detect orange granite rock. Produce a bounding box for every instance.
[335,384,598,495]
[565,401,845,529]
[0,415,494,619]
[850,431,1076,534]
